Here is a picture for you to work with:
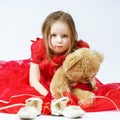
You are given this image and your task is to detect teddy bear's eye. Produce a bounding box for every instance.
[86,78,91,83]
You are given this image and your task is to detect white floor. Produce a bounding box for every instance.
[0,111,120,120]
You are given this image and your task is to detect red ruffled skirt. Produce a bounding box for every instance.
[0,59,120,114]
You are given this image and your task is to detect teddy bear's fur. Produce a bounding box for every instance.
[50,48,104,107]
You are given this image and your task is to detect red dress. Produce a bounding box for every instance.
[0,38,120,114]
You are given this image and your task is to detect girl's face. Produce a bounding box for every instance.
[49,22,71,54]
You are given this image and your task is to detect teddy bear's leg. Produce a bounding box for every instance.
[72,89,95,108]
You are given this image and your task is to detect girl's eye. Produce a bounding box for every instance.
[62,34,68,38]
[51,34,56,37]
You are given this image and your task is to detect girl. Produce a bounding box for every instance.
[0,11,120,115]
[29,11,90,97]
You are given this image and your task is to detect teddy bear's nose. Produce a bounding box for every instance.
[86,78,91,83]
[86,80,89,82]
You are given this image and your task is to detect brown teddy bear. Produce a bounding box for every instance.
[50,48,104,107]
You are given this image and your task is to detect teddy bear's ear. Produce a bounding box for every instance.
[91,50,104,63]
[63,48,86,72]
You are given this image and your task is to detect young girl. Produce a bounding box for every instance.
[29,11,90,97]
[0,11,120,115]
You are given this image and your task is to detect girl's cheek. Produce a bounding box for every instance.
[51,39,56,46]
[64,39,70,45]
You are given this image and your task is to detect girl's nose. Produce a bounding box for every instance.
[57,36,62,43]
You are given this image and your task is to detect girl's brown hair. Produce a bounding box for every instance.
[41,11,78,60]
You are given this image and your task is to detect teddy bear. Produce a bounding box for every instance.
[50,48,104,107]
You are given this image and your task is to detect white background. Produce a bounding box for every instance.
[0,0,120,84]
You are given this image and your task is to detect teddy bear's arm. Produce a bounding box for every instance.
[50,66,70,99]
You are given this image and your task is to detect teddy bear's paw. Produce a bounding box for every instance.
[51,97,70,116]
[17,97,43,119]
[62,105,86,118]
[79,92,95,108]
[79,98,94,108]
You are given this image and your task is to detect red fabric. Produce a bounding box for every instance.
[63,80,120,112]
[31,38,46,64]
[75,39,90,49]
[0,38,120,114]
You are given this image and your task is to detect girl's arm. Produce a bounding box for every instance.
[29,62,48,96]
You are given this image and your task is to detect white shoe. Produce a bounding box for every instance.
[25,97,43,115]
[17,106,39,119]
[62,105,86,118]
[51,97,70,116]
[17,97,43,119]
